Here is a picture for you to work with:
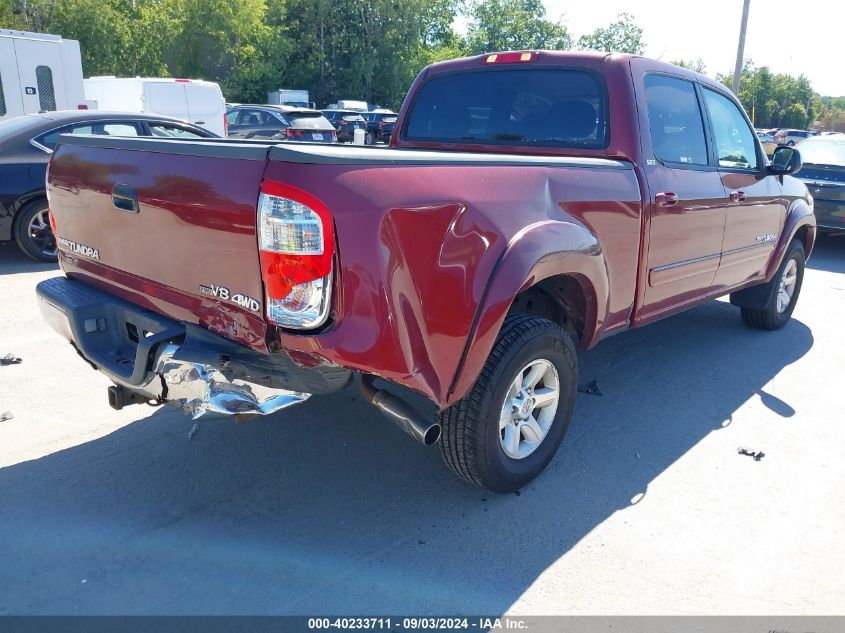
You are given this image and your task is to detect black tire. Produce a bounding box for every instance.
[14,199,57,262]
[437,314,578,493]
[787,140,795,147]
[740,240,805,330]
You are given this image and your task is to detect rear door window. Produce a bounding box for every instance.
[148,123,208,138]
[236,109,275,126]
[101,123,140,137]
[36,121,141,150]
[404,68,608,148]
[36,123,94,150]
[36,65,56,111]
[644,74,709,166]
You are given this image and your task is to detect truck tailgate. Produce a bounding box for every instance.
[47,136,271,350]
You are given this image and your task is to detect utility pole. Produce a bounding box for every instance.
[732,0,751,94]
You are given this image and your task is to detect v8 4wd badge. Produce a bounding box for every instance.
[198,283,260,313]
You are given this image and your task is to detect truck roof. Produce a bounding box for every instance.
[392,49,718,163]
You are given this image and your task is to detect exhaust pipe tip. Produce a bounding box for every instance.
[421,422,441,446]
[360,375,440,446]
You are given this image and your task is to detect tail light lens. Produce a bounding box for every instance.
[223,113,229,137]
[258,180,334,329]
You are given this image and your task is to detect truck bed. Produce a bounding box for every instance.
[48,135,642,405]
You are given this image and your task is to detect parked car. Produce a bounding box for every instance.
[226,105,336,142]
[774,129,812,146]
[321,109,369,143]
[362,110,398,143]
[38,51,814,493]
[0,110,216,261]
[83,77,227,137]
[794,133,845,233]
[0,29,91,121]
[756,130,778,156]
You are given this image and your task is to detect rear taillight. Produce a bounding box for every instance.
[223,113,229,137]
[258,181,334,329]
[282,129,307,140]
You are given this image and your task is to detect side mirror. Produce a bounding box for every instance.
[768,146,803,176]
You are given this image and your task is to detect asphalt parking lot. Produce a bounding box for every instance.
[0,236,843,616]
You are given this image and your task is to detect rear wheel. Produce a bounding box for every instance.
[437,314,578,493]
[740,240,805,330]
[15,200,57,262]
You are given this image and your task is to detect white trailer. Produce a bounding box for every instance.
[0,29,88,120]
[267,88,313,109]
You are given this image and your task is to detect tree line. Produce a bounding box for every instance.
[2,0,842,129]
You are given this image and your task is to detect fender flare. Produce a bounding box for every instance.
[445,220,609,406]
[768,197,816,278]
[730,197,816,310]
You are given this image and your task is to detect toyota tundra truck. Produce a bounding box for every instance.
[37,51,815,493]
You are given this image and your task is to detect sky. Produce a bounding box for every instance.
[462,0,844,96]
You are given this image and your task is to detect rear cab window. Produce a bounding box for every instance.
[403,68,608,148]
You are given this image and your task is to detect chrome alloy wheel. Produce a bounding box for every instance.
[776,258,798,314]
[499,359,560,460]
[27,208,57,258]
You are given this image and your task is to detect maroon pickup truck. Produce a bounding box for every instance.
[38,51,815,492]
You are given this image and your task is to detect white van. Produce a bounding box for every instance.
[336,99,369,112]
[0,29,89,120]
[83,77,227,136]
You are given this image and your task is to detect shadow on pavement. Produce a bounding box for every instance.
[807,233,845,274]
[0,301,813,615]
[0,243,58,275]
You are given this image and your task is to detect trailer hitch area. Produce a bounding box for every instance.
[108,343,311,420]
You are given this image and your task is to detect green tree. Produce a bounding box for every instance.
[5,0,55,31]
[577,12,644,55]
[671,58,707,74]
[49,0,132,75]
[780,103,808,129]
[0,0,26,29]
[464,0,571,56]
[165,0,274,102]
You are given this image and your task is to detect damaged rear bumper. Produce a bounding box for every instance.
[36,276,352,418]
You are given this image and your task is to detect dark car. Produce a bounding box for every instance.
[794,133,845,233]
[362,111,398,143]
[226,105,336,142]
[321,109,370,143]
[0,111,216,261]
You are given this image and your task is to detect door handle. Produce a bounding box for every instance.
[729,190,747,202]
[655,192,679,207]
[112,184,139,214]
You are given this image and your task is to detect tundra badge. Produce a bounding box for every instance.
[755,234,776,242]
[57,238,100,260]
